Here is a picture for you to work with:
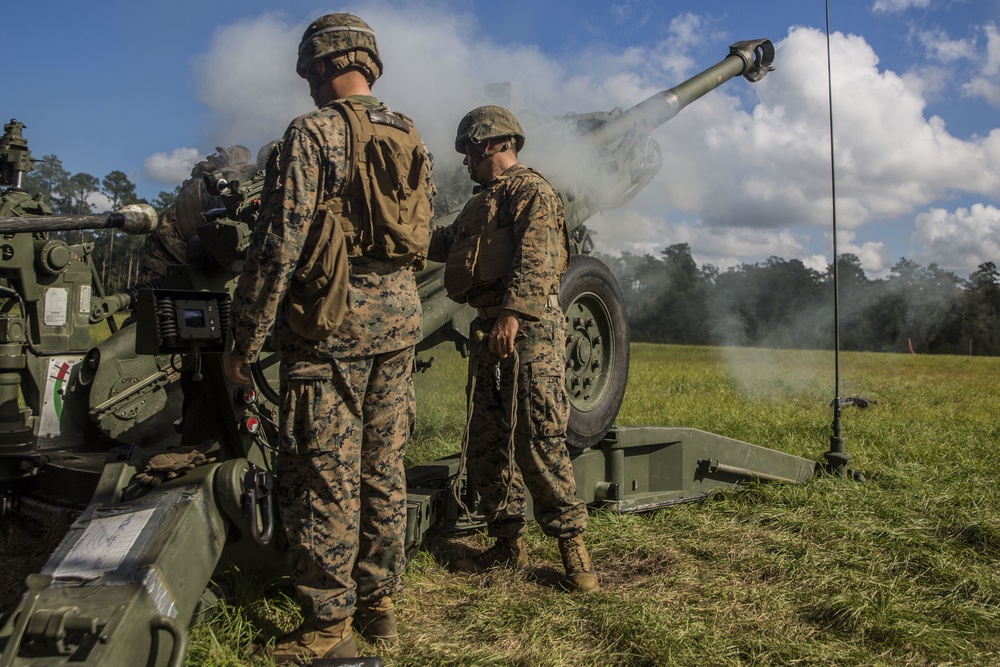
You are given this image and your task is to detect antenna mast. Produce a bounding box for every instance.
[822,0,851,477]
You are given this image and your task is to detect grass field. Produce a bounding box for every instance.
[4,342,1000,666]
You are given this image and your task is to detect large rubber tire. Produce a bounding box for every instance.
[559,255,630,449]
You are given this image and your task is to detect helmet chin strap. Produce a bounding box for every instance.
[307,74,324,105]
[305,57,375,107]
[464,146,486,182]
[305,59,331,106]
[465,138,514,183]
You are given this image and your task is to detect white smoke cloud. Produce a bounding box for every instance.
[193,13,311,152]
[170,4,1000,278]
[144,147,202,186]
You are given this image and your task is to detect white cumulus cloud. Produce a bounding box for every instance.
[143,147,202,186]
[871,0,931,13]
[912,204,1000,273]
[914,27,976,63]
[168,3,1000,278]
[963,23,1000,107]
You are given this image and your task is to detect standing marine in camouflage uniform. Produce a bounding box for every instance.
[222,13,433,662]
[428,106,599,593]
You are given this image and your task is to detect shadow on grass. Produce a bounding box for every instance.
[421,533,572,593]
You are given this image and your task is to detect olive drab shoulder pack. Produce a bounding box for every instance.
[287,99,433,341]
[337,100,433,267]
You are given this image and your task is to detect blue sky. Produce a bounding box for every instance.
[7,0,1000,278]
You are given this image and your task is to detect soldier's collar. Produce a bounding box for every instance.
[328,94,382,110]
[475,162,525,191]
[500,162,525,177]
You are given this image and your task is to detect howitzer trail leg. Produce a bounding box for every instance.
[0,461,256,667]
[0,575,51,667]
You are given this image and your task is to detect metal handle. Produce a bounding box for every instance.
[242,464,275,546]
[150,615,189,667]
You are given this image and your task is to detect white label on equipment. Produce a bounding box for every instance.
[43,287,68,326]
[79,284,92,314]
[37,355,83,447]
[52,508,156,579]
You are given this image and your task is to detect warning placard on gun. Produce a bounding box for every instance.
[50,508,156,579]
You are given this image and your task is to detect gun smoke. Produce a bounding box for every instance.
[166,2,1000,280]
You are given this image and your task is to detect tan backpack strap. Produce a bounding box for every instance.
[324,100,368,254]
[346,100,415,200]
[325,98,431,268]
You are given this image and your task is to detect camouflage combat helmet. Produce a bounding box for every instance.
[296,13,383,85]
[454,105,525,153]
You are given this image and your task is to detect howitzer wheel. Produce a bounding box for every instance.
[560,255,630,449]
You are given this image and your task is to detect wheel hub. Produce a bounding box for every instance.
[565,294,610,409]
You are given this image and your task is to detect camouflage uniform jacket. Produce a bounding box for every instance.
[228,95,434,373]
[428,163,567,320]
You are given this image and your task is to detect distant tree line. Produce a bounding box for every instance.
[599,243,1000,356]
[21,154,180,293]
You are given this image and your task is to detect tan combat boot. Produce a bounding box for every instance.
[452,536,528,573]
[559,535,600,592]
[270,617,356,664]
[355,596,398,645]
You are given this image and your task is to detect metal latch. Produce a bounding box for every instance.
[242,463,274,546]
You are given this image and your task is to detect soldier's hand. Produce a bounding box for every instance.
[489,310,520,358]
[222,351,251,384]
[134,449,217,487]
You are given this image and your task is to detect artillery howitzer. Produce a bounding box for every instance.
[0,40,820,666]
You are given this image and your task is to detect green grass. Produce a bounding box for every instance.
[188,343,1000,666]
[7,343,1000,665]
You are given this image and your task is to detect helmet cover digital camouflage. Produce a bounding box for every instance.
[296,13,383,84]
[454,105,525,153]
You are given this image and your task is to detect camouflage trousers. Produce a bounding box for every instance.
[276,346,412,623]
[466,308,588,542]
